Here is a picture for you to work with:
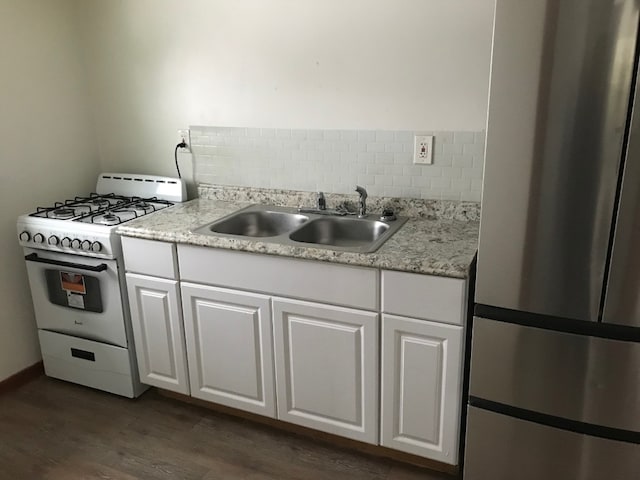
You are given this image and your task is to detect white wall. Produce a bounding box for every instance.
[76,0,495,186]
[0,0,100,381]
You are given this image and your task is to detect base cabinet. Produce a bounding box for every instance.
[272,298,379,444]
[181,282,276,418]
[380,314,463,464]
[123,240,469,467]
[125,273,189,395]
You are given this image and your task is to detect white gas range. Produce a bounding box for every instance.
[17,173,186,398]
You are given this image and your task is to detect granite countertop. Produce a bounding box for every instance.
[117,186,480,279]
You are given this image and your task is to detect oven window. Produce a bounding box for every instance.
[44,269,104,313]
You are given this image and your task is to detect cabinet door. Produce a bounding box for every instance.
[381,314,463,464]
[272,298,378,444]
[181,283,276,418]
[126,273,189,394]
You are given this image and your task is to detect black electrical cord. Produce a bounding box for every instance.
[174,141,187,179]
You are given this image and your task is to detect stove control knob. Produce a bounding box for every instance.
[33,233,45,244]
[61,237,72,247]
[19,231,31,242]
[91,241,103,253]
[81,240,92,251]
[71,238,81,249]
[48,235,60,246]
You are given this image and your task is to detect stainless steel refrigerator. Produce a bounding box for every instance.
[465,1,640,478]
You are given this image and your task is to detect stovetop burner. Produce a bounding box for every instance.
[95,213,121,226]
[88,198,112,208]
[132,201,152,210]
[50,208,76,219]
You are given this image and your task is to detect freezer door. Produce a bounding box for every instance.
[470,317,640,432]
[603,68,640,328]
[465,406,640,480]
[476,0,639,321]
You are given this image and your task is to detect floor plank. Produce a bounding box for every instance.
[0,377,459,480]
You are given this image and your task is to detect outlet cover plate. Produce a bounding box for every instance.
[178,129,191,153]
[413,135,434,165]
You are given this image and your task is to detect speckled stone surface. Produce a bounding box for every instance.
[198,184,481,222]
[118,195,479,279]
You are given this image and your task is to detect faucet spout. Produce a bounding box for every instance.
[355,185,368,218]
[317,192,326,210]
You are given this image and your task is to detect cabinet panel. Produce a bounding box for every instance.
[178,245,378,310]
[273,298,378,444]
[126,273,189,394]
[181,283,276,417]
[382,270,466,325]
[381,314,463,464]
[122,237,178,279]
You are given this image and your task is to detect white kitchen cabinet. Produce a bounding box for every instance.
[272,297,379,444]
[382,270,467,326]
[380,314,464,464]
[125,273,190,395]
[122,238,470,466]
[181,282,276,418]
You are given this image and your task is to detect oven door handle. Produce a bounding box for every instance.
[24,253,108,272]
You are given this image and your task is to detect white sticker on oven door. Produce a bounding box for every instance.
[67,292,85,309]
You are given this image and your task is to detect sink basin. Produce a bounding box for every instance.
[192,204,408,253]
[194,207,308,237]
[289,217,390,249]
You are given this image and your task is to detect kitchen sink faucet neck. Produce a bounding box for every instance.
[356,186,368,218]
[317,192,326,211]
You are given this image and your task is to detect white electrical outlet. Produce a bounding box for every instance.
[177,129,191,153]
[413,135,434,165]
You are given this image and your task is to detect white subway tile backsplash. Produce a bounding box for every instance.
[367,164,385,175]
[323,130,341,141]
[375,131,395,142]
[366,142,385,153]
[436,132,454,144]
[357,131,376,143]
[453,155,474,168]
[443,143,464,155]
[431,177,452,189]
[463,143,485,156]
[422,167,443,178]
[189,126,485,201]
[394,131,413,143]
[412,176,430,188]
[307,130,324,140]
[454,131,476,144]
[340,130,358,142]
[393,176,412,187]
[374,175,393,187]
[384,143,405,153]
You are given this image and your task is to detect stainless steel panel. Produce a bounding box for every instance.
[465,406,640,480]
[477,0,639,321]
[470,317,640,432]
[604,72,640,327]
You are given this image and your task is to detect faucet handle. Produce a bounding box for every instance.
[317,192,326,210]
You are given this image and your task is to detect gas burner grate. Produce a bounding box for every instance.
[73,196,174,225]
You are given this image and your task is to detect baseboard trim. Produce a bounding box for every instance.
[157,388,458,475]
[0,361,44,394]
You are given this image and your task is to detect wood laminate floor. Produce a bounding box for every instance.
[0,376,458,480]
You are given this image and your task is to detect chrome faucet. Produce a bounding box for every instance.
[317,192,326,210]
[355,185,368,218]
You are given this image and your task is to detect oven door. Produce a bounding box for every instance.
[24,248,128,348]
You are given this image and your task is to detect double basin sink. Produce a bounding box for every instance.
[192,204,408,253]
